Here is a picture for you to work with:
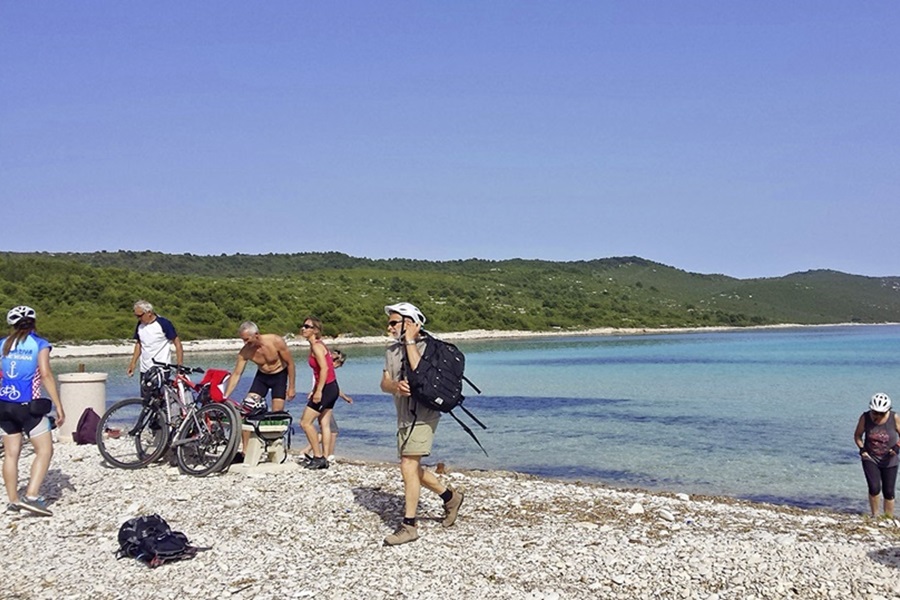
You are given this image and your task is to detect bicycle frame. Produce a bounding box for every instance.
[151,360,204,427]
[152,360,244,417]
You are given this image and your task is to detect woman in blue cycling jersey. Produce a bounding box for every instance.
[0,306,65,516]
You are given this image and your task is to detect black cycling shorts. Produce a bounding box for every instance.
[249,369,288,400]
[0,401,43,436]
[306,380,340,412]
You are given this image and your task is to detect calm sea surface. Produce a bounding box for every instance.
[56,325,900,513]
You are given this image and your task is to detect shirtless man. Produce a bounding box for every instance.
[223,322,296,462]
[223,321,296,411]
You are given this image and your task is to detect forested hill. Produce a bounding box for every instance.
[8,250,663,277]
[1,251,898,343]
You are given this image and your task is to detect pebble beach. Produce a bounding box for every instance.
[3,442,900,600]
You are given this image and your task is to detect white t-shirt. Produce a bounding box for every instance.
[134,316,178,372]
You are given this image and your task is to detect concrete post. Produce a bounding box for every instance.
[57,372,108,442]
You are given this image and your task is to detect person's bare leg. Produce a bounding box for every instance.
[869,494,880,517]
[420,465,446,496]
[324,414,338,457]
[400,455,423,518]
[300,408,323,457]
[325,431,338,458]
[25,431,53,498]
[318,409,333,457]
[2,434,23,503]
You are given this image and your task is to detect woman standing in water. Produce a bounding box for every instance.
[298,316,340,470]
[854,393,900,518]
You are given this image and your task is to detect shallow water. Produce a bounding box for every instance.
[56,324,900,513]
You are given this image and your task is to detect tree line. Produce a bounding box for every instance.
[1,252,898,343]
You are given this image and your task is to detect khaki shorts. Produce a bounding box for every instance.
[397,421,438,457]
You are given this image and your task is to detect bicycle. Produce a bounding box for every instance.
[96,361,242,476]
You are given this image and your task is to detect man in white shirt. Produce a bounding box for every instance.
[126,300,184,394]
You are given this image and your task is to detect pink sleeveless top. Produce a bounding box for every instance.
[308,341,336,384]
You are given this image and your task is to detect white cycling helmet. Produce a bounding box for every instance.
[870,393,892,412]
[7,305,36,326]
[384,302,426,326]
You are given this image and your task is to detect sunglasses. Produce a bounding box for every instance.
[134,313,145,319]
[387,320,402,327]
[301,323,316,330]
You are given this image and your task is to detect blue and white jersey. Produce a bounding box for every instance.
[0,333,51,404]
[134,315,178,373]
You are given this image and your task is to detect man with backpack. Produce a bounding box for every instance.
[380,302,463,546]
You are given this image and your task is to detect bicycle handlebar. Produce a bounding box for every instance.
[151,359,205,375]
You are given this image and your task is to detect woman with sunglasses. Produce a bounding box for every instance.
[0,306,65,516]
[298,349,353,465]
[854,393,900,518]
[298,317,340,470]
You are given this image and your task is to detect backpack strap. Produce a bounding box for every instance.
[462,375,482,395]
[457,403,487,430]
[448,410,489,457]
[397,332,418,453]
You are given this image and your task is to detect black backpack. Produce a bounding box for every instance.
[116,514,199,568]
[405,332,488,455]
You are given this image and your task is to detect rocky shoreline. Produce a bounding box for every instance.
[3,443,900,599]
[49,323,864,359]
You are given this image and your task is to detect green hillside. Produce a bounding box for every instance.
[0,251,898,343]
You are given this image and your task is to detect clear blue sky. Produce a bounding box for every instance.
[2,2,898,279]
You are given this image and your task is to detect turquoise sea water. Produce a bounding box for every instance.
[58,324,900,513]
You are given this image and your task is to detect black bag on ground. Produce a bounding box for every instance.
[405,332,488,455]
[116,514,199,568]
[73,407,101,444]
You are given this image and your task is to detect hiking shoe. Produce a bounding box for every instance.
[442,488,464,527]
[384,523,419,546]
[5,503,20,513]
[18,496,52,517]
[297,452,314,466]
[231,452,245,465]
[304,456,328,470]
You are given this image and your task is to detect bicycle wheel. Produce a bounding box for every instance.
[220,402,242,468]
[96,398,170,469]
[173,402,241,476]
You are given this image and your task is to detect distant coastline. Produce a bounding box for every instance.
[50,322,896,359]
